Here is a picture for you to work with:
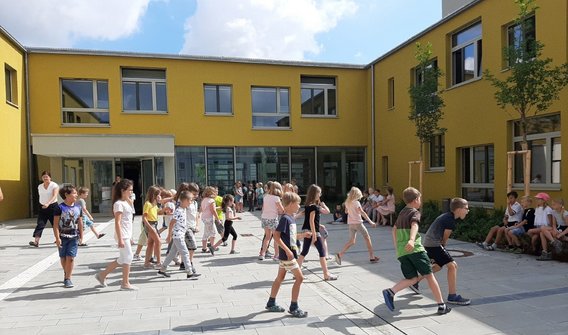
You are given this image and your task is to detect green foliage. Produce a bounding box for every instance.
[408,42,446,159]
[484,0,568,144]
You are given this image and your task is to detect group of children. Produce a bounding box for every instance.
[477,191,567,260]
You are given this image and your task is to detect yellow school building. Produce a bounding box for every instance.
[0,0,566,220]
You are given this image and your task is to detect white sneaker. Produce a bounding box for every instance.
[133,254,142,261]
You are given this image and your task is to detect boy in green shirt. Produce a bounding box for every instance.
[382,187,451,315]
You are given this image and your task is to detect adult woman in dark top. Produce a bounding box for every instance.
[30,171,59,247]
[297,184,337,281]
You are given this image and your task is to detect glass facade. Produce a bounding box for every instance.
[207,147,234,195]
[175,147,206,187]
[236,147,289,186]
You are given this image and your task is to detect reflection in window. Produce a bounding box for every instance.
[291,148,315,195]
[122,68,167,113]
[207,147,234,195]
[452,22,482,85]
[204,85,232,114]
[251,87,290,128]
[507,15,536,65]
[175,147,206,187]
[5,65,17,105]
[429,134,445,169]
[317,147,365,205]
[301,76,337,116]
[236,147,289,185]
[61,79,109,125]
[461,145,494,203]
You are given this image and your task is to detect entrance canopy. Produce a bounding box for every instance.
[31,134,175,157]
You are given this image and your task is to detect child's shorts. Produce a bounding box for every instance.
[279,259,300,272]
[184,229,197,250]
[82,215,94,228]
[425,246,454,268]
[510,227,525,236]
[201,218,217,240]
[137,223,148,246]
[399,252,432,279]
[261,218,278,230]
[348,223,369,239]
[59,237,78,258]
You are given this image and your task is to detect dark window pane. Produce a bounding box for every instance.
[301,76,335,85]
[279,89,289,113]
[301,88,312,114]
[252,88,277,114]
[219,86,232,114]
[252,115,289,128]
[156,82,167,111]
[122,82,137,110]
[204,86,218,114]
[62,80,94,108]
[327,89,336,115]
[97,81,109,109]
[138,82,153,110]
[207,148,234,195]
[175,147,206,186]
[122,68,165,79]
[452,22,482,46]
[64,111,109,124]
[291,148,315,195]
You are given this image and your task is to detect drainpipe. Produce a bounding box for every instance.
[24,51,34,218]
[370,64,376,188]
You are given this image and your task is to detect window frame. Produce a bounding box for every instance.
[512,132,561,189]
[451,22,483,86]
[251,86,290,129]
[428,134,445,170]
[60,78,110,127]
[121,68,167,114]
[204,84,233,116]
[461,144,494,206]
[506,14,536,67]
[5,64,17,106]
[300,76,337,117]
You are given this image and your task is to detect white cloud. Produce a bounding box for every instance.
[181,0,358,60]
[0,0,151,47]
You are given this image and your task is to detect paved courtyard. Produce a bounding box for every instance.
[0,212,566,335]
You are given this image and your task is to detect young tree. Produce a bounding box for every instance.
[484,0,568,191]
[408,42,446,189]
[485,0,568,149]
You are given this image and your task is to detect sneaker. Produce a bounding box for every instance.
[537,251,552,261]
[447,294,471,305]
[192,266,197,274]
[157,270,170,278]
[202,248,208,253]
[187,273,201,280]
[265,251,274,257]
[222,242,228,247]
[334,254,342,266]
[437,304,452,315]
[552,240,563,253]
[409,282,420,294]
[513,247,523,254]
[132,254,142,261]
[97,233,106,239]
[150,257,157,264]
[179,263,186,270]
[208,246,216,255]
[382,289,395,311]
[29,241,39,247]
[63,279,74,288]
[258,255,265,261]
[95,273,107,287]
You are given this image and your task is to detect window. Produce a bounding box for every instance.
[61,79,109,125]
[382,156,389,185]
[236,147,290,186]
[461,144,494,204]
[251,87,290,128]
[5,65,17,105]
[507,15,536,65]
[204,85,232,115]
[301,76,336,116]
[513,114,561,186]
[429,134,445,169]
[387,77,395,109]
[207,147,234,195]
[452,22,482,85]
[122,68,167,113]
[414,60,438,86]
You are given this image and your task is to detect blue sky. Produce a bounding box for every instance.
[0,0,442,65]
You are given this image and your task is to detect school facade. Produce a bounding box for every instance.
[0,0,566,220]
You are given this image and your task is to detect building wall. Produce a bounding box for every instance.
[373,0,568,209]
[0,32,29,221]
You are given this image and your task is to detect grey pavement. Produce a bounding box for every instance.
[0,212,567,335]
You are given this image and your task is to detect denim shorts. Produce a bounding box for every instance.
[510,227,525,236]
[59,238,78,258]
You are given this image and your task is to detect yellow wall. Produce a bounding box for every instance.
[373,0,568,208]
[0,32,29,220]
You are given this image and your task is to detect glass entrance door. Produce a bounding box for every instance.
[141,158,154,196]
[90,160,113,214]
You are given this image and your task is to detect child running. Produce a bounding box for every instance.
[335,187,379,265]
[95,179,138,290]
[53,184,84,288]
[212,194,242,254]
[77,187,105,246]
[157,190,202,279]
[265,192,312,318]
[297,184,337,281]
[382,187,451,315]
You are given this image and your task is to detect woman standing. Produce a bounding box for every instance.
[30,171,59,247]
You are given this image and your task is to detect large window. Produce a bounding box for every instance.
[317,147,365,205]
[513,114,561,186]
[429,134,445,169]
[461,145,494,204]
[251,87,290,128]
[5,65,17,105]
[507,15,536,65]
[175,147,206,187]
[291,147,315,195]
[207,147,234,195]
[122,68,167,113]
[301,76,336,116]
[452,22,482,85]
[204,85,232,115]
[61,79,109,125]
[236,147,289,185]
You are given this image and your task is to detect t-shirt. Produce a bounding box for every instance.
[78,198,88,215]
[256,188,264,199]
[143,201,158,221]
[276,214,298,260]
[301,204,321,232]
[534,206,553,227]
[506,202,524,223]
[201,197,215,220]
[551,209,568,228]
[521,208,535,232]
[215,195,224,221]
[54,202,82,239]
[164,201,176,226]
[261,194,280,220]
[186,201,198,230]
[225,207,235,223]
[38,181,59,206]
[422,212,457,247]
[394,207,426,258]
[172,207,188,238]
[113,200,134,240]
[346,200,364,224]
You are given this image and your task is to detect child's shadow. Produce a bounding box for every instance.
[171,310,285,333]
[374,293,440,319]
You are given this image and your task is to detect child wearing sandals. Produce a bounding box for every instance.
[211,194,242,254]
[265,192,312,318]
[382,187,451,315]
[77,187,105,246]
[297,184,337,281]
[201,186,221,254]
[335,187,379,265]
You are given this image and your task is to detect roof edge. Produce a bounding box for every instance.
[0,24,27,52]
